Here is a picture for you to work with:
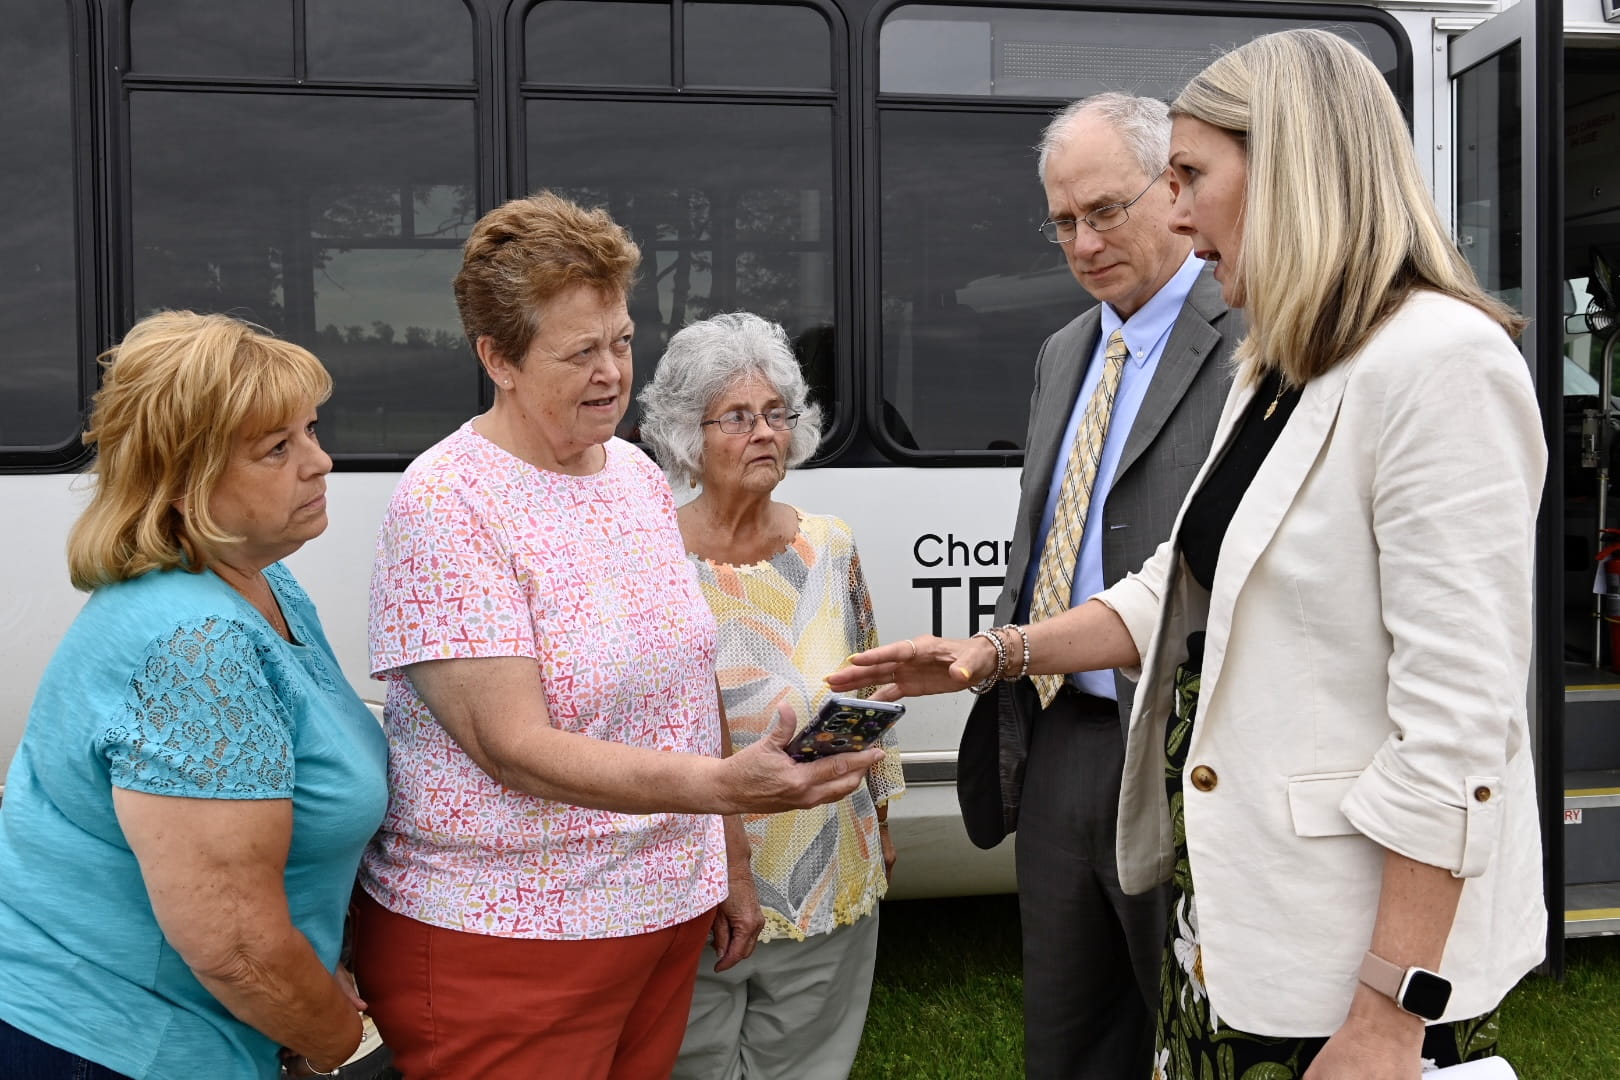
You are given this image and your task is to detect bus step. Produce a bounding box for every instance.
[1566,769,1620,807]
[1565,693,1620,772]
[1565,774,1620,887]
[1565,661,1620,696]
[1566,882,1620,937]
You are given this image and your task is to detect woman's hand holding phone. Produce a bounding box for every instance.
[717,706,883,814]
[786,696,905,763]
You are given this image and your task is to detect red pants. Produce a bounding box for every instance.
[352,890,711,1080]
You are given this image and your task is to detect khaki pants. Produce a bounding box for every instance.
[672,910,880,1080]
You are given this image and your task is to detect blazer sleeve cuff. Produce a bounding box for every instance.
[1340,753,1503,878]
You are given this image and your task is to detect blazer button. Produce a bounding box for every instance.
[1190,765,1218,792]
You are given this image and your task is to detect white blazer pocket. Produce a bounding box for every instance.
[1287,771,1364,837]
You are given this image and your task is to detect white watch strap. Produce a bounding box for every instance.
[1357,950,1406,1001]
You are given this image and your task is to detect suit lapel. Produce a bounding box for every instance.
[1021,310,1102,541]
[1115,270,1228,482]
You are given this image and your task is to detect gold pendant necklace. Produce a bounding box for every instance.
[1263,377,1288,421]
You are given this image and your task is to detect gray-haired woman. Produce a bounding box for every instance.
[641,312,905,1080]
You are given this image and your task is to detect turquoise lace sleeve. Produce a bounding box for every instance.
[100,618,295,799]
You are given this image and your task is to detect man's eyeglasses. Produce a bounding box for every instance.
[701,408,801,434]
[1038,169,1167,244]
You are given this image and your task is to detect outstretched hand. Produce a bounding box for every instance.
[720,706,884,814]
[824,636,996,700]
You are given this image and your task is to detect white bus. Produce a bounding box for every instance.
[0,0,1602,973]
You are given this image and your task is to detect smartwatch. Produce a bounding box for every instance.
[1357,951,1452,1021]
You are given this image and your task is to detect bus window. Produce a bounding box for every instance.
[0,0,79,453]
[527,0,673,86]
[684,3,831,90]
[874,3,1404,458]
[879,5,1401,100]
[1455,47,1524,313]
[879,109,1070,453]
[527,101,837,437]
[129,93,477,457]
[129,0,293,78]
[306,0,474,83]
[524,0,841,443]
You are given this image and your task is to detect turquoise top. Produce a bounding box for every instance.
[0,563,388,1080]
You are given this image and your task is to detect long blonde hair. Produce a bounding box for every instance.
[1172,28,1523,385]
[67,311,333,590]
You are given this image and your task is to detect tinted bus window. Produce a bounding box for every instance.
[129,93,477,457]
[685,3,831,89]
[527,99,837,438]
[129,0,293,78]
[1455,48,1522,310]
[0,0,79,451]
[306,0,475,83]
[880,109,1068,452]
[527,0,673,85]
[880,5,1400,99]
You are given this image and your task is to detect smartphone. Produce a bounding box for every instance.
[787,696,905,763]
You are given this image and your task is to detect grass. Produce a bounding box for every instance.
[853,896,1620,1079]
[853,896,1026,1079]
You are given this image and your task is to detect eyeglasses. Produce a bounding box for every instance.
[701,408,801,434]
[1038,170,1167,243]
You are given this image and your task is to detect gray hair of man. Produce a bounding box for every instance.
[638,311,825,490]
[1034,92,1172,183]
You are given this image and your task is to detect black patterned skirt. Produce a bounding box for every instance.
[1154,661,1501,1079]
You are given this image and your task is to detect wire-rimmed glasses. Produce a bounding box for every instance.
[1038,169,1167,244]
[701,408,802,434]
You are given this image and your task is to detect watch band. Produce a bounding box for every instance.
[1357,950,1406,1001]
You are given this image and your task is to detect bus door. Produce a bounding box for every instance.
[1450,0,1567,971]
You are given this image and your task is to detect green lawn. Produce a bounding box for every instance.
[854,896,1620,1079]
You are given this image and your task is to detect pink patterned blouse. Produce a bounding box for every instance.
[362,424,726,939]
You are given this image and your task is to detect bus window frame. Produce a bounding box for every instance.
[0,0,101,473]
[859,0,1414,466]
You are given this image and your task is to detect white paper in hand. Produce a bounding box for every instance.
[1424,1058,1516,1079]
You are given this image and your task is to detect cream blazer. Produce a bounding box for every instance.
[1097,291,1548,1036]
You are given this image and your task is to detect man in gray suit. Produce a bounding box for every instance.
[957,94,1238,1078]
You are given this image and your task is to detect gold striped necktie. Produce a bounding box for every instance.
[1028,328,1130,708]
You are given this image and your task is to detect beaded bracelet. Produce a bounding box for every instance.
[967,628,1006,696]
[996,624,1031,680]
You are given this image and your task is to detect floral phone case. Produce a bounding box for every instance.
[787,696,904,762]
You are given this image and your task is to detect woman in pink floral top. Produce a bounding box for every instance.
[354,192,883,1080]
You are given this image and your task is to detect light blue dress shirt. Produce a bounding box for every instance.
[1019,252,1204,699]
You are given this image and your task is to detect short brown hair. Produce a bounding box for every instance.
[67,311,333,591]
[452,191,642,365]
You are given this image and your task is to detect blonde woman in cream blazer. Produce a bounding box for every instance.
[1099,287,1546,1035]
[830,29,1546,1079]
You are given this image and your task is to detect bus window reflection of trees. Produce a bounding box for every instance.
[130,93,477,456]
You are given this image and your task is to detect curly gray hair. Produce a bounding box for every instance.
[638,312,824,489]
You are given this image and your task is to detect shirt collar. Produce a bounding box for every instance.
[1098,252,1206,367]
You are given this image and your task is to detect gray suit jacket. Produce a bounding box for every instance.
[957,265,1239,849]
